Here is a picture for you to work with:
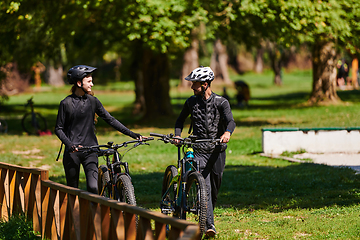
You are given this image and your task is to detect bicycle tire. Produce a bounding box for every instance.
[185,171,207,235]
[161,165,178,216]
[115,174,136,205]
[21,112,47,135]
[0,119,8,134]
[98,165,111,198]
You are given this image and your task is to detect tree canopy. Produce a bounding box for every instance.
[2,0,360,111]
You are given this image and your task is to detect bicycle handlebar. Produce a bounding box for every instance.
[150,132,221,145]
[78,137,154,153]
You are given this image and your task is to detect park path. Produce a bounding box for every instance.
[261,152,360,174]
[293,153,360,174]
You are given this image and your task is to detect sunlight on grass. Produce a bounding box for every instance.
[0,71,360,239]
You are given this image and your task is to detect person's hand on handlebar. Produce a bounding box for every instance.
[70,145,83,153]
[173,135,182,145]
[220,131,231,143]
[138,135,148,141]
[134,133,147,141]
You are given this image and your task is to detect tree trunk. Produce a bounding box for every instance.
[47,65,64,87]
[268,42,283,86]
[210,39,232,85]
[351,58,358,89]
[179,38,199,89]
[309,41,339,103]
[133,66,145,115]
[141,49,173,118]
[0,62,30,96]
[255,46,264,73]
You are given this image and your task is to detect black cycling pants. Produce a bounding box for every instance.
[63,150,98,194]
[195,151,226,229]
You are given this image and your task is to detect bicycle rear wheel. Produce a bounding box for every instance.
[161,165,178,216]
[0,119,8,134]
[115,174,136,205]
[21,112,47,135]
[185,171,207,235]
[98,165,111,198]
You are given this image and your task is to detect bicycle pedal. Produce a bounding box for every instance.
[161,209,173,214]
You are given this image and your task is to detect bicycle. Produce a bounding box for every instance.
[0,118,8,134]
[150,132,221,235]
[21,97,48,135]
[79,137,154,205]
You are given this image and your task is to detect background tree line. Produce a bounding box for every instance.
[1,0,360,118]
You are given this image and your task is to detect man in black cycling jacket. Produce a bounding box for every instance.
[175,66,236,238]
[55,65,144,194]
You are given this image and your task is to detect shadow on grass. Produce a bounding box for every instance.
[46,160,360,212]
[337,89,360,102]
[218,162,360,212]
[129,161,360,211]
[2,89,360,133]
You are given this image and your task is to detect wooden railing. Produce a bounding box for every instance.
[0,162,200,240]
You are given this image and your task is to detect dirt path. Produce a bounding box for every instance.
[261,152,360,174]
[293,153,360,174]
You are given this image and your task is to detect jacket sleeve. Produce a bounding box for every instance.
[220,99,236,134]
[175,99,190,136]
[54,100,73,148]
[94,97,139,139]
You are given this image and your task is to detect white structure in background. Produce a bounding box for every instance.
[262,127,360,155]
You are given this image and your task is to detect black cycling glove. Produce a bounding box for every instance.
[70,145,78,153]
[132,132,141,140]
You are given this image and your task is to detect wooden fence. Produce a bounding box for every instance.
[0,162,200,240]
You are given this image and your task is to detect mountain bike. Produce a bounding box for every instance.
[21,97,48,135]
[150,132,221,235]
[0,118,8,134]
[79,138,154,205]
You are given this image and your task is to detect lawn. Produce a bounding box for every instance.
[0,70,359,239]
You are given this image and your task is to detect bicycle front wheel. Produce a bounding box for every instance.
[115,174,136,205]
[21,112,47,135]
[98,165,111,198]
[161,165,178,216]
[185,171,207,235]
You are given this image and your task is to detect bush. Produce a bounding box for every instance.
[0,214,40,240]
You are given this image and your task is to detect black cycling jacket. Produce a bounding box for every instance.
[55,93,138,150]
[175,92,236,153]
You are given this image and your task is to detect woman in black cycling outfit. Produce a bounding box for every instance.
[55,65,144,194]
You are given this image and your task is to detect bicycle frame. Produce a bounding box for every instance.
[27,98,37,127]
[99,146,131,198]
[81,138,153,201]
[152,133,219,217]
[22,97,48,135]
[175,145,200,219]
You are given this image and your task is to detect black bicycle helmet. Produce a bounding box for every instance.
[185,66,214,82]
[67,65,97,84]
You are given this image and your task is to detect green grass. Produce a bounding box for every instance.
[0,70,360,239]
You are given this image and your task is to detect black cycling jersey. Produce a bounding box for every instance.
[175,92,236,153]
[55,93,139,150]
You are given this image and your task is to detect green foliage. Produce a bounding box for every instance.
[217,0,360,53]
[0,214,39,240]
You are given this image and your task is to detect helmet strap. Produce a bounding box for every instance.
[201,82,209,99]
[76,80,87,95]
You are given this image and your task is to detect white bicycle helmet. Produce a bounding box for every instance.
[185,66,214,82]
